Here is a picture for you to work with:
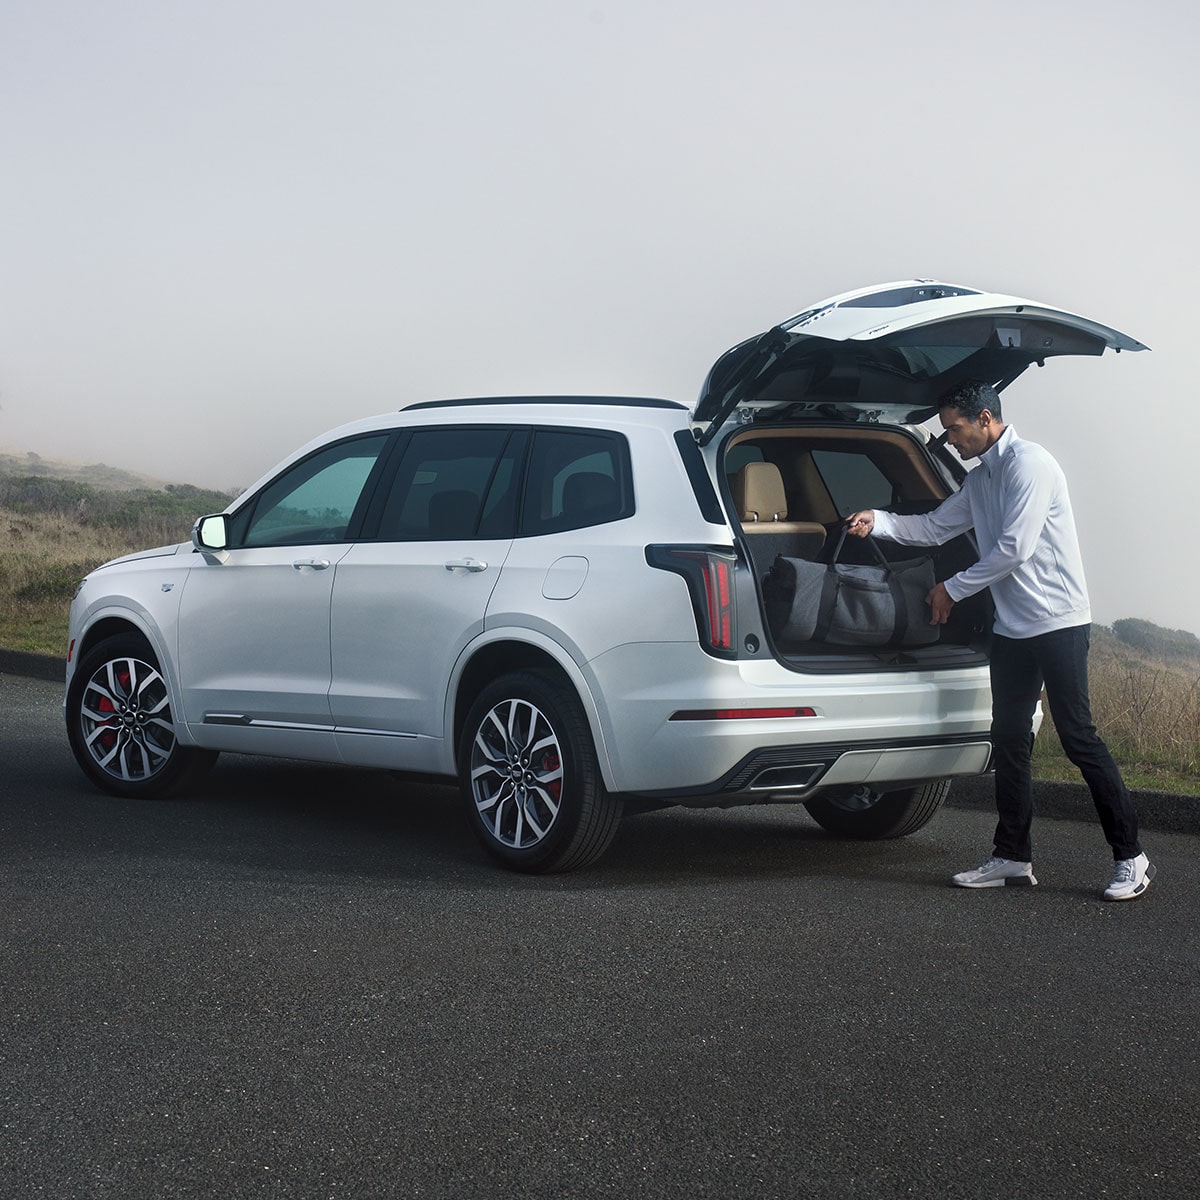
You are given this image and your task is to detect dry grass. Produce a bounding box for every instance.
[0,475,231,653]
[1032,630,1200,794]
[0,508,176,652]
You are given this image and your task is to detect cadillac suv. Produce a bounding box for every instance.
[64,280,1146,870]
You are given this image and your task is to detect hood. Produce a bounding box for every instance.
[694,280,1149,443]
[92,542,191,572]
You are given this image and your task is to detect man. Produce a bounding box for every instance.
[845,380,1154,901]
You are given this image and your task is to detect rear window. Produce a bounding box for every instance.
[840,284,980,308]
[520,430,633,536]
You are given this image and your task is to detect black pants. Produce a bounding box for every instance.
[989,624,1141,862]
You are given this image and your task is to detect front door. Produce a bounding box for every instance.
[177,433,391,758]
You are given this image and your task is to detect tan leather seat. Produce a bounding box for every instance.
[731,462,826,559]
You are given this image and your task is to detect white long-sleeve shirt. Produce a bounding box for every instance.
[871,425,1091,639]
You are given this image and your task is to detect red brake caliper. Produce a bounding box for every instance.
[95,666,131,753]
[544,751,562,801]
[95,691,118,751]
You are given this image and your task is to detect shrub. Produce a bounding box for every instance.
[1112,618,1200,664]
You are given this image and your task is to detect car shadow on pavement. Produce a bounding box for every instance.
[74,754,964,890]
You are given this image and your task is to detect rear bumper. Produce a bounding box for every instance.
[630,733,992,805]
[584,641,995,797]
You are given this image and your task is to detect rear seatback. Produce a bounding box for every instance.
[730,462,827,573]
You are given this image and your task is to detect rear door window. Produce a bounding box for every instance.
[373,428,520,541]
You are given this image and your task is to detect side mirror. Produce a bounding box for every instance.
[192,513,230,559]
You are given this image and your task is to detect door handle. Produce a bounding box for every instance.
[444,558,488,573]
[293,558,331,571]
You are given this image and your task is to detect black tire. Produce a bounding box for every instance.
[66,633,218,799]
[459,670,623,872]
[805,779,950,840]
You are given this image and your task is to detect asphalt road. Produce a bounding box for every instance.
[2,672,1197,1200]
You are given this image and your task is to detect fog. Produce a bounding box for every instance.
[1,0,1196,632]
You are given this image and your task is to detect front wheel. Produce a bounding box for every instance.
[66,633,217,799]
[805,779,950,839]
[459,671,623,872]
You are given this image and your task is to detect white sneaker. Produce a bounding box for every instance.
[951,855,1037,889]
[1103,852,1156,901]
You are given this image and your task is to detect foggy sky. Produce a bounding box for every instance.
[1,0,1196,632]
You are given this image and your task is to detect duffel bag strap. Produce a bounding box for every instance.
[884,571,908,647]
[838,521,916,647]
[864,529,913,646]
[813,565,840,643]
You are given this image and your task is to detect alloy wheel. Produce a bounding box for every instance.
[77,655,178,784]
[469,697,564,850]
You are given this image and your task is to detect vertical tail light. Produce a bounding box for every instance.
[645,546,739,657]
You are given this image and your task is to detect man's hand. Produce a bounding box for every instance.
[845,510,875,538]
[926,581,955,625]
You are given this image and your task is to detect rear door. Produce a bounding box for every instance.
[329,426,524,770]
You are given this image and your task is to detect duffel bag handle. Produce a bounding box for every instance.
[832,524,892,570]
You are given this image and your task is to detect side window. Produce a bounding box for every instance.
[810,449,893,516]
[723,442,765,477]
[240,435,390,547]
[520,430,632,536]
[375,428,518,541]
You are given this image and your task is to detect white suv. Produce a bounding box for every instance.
[64,280,1145,870]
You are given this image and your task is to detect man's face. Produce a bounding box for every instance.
[940,405,993,460]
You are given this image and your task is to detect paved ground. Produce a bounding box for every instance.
[2,671,1197,1199]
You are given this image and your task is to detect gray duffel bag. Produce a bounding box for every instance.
[763,529,941,649]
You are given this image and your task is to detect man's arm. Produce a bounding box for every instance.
[846,491,976,627]
[942,456,1056,602]
[846,487,974,547]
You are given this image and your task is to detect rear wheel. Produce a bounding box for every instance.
[459,671,623,872]
[805,779,950,839]
[66,634,217,798]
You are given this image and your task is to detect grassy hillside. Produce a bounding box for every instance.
[0,448,180,491]
[1033,626,1199,793]
[0,472,233,654]
[2,469,1197,794]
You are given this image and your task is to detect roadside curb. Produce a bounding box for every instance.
[0,649,63,683]
[946,774,1198,837]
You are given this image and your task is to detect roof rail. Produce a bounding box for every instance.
[402,395,687,412]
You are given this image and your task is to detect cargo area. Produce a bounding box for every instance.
[720,423,992,670]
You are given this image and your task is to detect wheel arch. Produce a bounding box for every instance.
[449,633,616,788]
[73,614,156,666]
[67,609,196,747]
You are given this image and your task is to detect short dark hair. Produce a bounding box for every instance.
[939,380,1002,422]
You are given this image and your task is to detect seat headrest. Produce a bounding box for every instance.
[562,471,619,519]
[732,462,788,522]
